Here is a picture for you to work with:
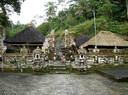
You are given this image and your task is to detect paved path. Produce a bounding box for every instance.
[0,73,127,95]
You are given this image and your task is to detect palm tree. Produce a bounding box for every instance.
[45,2,57,18]
[126,0,128,19]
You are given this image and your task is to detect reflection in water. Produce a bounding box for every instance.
[0,73,127,95]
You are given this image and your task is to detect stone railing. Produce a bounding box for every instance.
[88,49,128,54]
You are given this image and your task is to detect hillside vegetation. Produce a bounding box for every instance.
[69,17,128,37]
[1,0,128,39]
[36,0,128,38]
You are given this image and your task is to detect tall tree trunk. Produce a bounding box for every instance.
[2,26,6,40]
[1,3,7,40]
[126,0,128,20]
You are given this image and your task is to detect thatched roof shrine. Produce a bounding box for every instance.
[80,31,128,48]
[4,26,45,45]
[75,34,90,47]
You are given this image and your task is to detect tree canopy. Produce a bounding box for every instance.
[37,0,128,37]
[0,0,25,39]
[2,0,128,38]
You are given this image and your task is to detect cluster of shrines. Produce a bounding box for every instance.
[0,26,128,71]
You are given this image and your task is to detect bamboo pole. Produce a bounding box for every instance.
[93,10,97,48]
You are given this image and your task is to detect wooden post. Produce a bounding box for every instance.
[93,10,97,48]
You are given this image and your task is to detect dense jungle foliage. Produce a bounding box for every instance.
[0,0,128,38]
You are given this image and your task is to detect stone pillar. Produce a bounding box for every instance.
[115,56,118,61]
[95,56,98,64]
[1,46,7,72]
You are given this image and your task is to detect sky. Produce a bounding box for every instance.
[9,0,69,27]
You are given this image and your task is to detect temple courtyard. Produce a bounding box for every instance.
[0,73,127,95]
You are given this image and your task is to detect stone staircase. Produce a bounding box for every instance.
[51,61,69,74]
[46,34,69,74]
[53,65,69,74]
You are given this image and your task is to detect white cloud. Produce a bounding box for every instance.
[9,0,69,27]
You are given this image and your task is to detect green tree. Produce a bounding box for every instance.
[39,0,128,36]
[37,22,51,36]
[0,13,10,40]
[108,0,126,21]
[7,23,28,38]
[97,0,114,18]
[126,0,128,19]
[70,0,89,19]
[0,0,25,40]
[45,2,57,18]
[69,0,98,20]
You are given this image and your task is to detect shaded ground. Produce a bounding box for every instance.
[0,73,128,95]
[97,69,128,80]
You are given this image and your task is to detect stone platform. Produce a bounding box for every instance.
[97,69,128,81]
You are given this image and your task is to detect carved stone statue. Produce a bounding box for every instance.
[49,30,55,48]
[32,46,43,71]
[78,47,86,54]
[64,29,75,47]
[93,47,100,53]
[0,35,3,47]
[42,37,49,53]
[42,30,55,53]
[33,46,42,60]
[113,46,119,53]
[0,35,7,54]
[64,30,70,47]
[20,46,28,56]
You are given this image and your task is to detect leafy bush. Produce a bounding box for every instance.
[37,22,51,36]
[69,17,128,37]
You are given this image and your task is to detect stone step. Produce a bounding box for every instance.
[53,68,67,71]
[53,66,66,68]
[55,71,70,74]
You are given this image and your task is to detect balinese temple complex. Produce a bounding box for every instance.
[78,31,128,64]
[1,26,46,71]
[4,26,45,52]
[0,26,128,71]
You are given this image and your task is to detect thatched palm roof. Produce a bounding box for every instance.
[5,26,45,44]
[75,34,90,47]
[80,31,128,48]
